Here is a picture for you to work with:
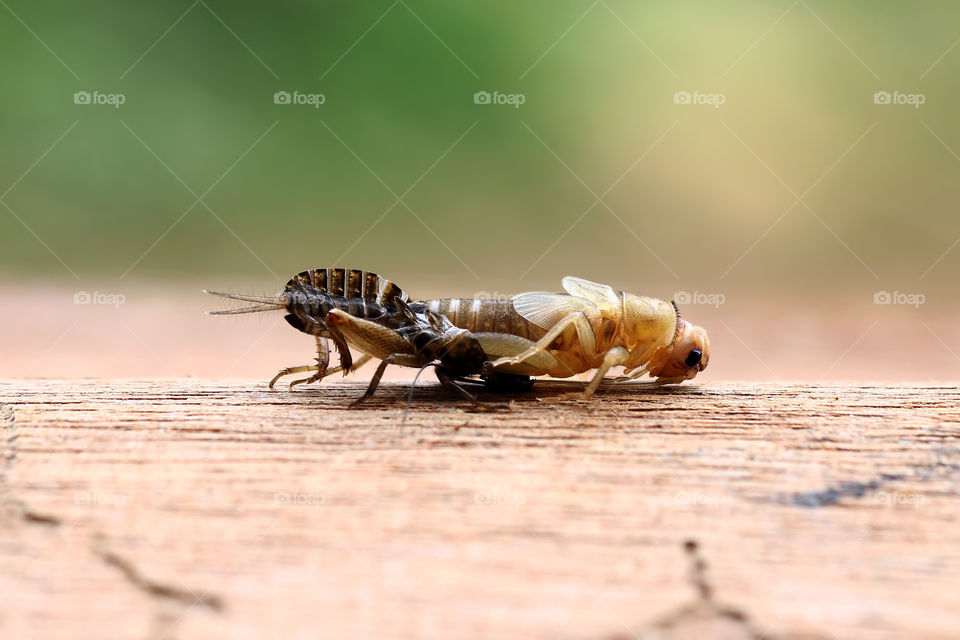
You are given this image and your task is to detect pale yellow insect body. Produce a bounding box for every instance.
[424,276,710,398]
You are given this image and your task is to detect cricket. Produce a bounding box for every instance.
[206,267,710,406]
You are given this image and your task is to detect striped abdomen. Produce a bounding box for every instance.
[422,298,545,341]
[283,268,408,337]
[284,268,406,305]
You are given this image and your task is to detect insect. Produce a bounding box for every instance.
[206,268,407,389]
[419,276,710,398]
[323,297,492,405]
[205,268,510,405]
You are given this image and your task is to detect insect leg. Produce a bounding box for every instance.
[433,366,493,410]
[290,306,354,372]
[326,309,416,362]
[269,364,320,390]
[317,336,330,372]
[349,352,426,407]
[488,312,597,369]
[269,348,373,391]
[268,336,330,390]
[287,336,330,388]
[583,346,631,399]
[473,332,559,375]
[289,354,376,389]
[325,320,354,374]
[603,366,654,383]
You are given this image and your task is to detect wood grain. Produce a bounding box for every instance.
[1,379,958,639]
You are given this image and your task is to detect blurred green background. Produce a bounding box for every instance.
[1,0,958,296]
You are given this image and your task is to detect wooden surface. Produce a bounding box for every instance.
[1,379,958,640]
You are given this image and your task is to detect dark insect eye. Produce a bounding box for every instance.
[684,349,702,367]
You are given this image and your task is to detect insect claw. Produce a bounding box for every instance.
[289,377,312,390]
[269,364,325,391]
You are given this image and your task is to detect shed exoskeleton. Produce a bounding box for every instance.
[420,276,710,398]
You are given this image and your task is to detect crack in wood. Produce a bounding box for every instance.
[1,403,17,469]
[605,540,827,640]
[772,452,960,509]
[92,535,225,613]
[782,473,906,508]
[0,403,61,527]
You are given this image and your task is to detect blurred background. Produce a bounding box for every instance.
[1,0,957,381]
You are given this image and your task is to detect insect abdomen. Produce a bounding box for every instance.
[424,298,542,340]
[285,268,406,305]
[282,268,407,337]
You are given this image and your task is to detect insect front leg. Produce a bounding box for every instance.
[582,346,630,398]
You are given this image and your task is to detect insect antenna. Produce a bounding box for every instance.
[203,290,287,315]
[400,362,439,433]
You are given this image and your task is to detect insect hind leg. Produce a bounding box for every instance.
[289,336,331,387]
[270,364,320,390]
[288,354,374,389]
[270,335,372,391]
[289,307,354,373]
[269,336,329,390]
